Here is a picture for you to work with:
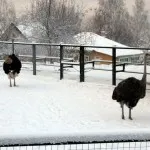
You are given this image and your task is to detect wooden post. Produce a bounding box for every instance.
[32,44,36,75]
[60,45,64,80]
[92,61,95,68]
[112,47,116,85]
[12,39,15,54]
[123,63,125,72]
[80,46,85,82]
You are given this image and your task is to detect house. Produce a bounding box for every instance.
[73,32,143,64]
[0,23,28,41]
[0,23,29,56]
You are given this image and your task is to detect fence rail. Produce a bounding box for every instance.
[0,40,150,50]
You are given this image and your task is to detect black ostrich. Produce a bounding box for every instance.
[112,53,148,120]
[3,54,22,87]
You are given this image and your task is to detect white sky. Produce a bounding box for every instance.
[11,0,150,17]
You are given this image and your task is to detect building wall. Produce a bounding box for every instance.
[89,50,112,64]
[117,53,143,64]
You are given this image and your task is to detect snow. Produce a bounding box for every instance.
[1,130,150,145]
[74,32,143,56]
[18,25,33,39]
[17,23,46,42]
[0,62,150,145]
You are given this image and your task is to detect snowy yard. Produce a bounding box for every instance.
[0,63,150,144]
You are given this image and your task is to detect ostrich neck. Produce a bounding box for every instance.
[141,53,147,86]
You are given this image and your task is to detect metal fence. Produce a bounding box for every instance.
[1,140,150,150]
[0,40,149,85]
[0,132,150,149]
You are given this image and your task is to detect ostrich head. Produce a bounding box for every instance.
[4,55,13,64]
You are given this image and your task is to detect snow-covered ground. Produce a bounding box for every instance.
[0,62,150,144]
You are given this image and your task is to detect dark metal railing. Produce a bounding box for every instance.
[0,40,149,85]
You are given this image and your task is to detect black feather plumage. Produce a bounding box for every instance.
[112,77,144,108]
[3,54,22,74]
[3,54,22,87]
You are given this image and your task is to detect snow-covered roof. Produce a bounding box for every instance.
[18,25,33,39]
[74,32,143,57]
[17,23,46,42]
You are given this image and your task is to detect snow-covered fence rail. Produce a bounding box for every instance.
[0,40,149,85]
[0,131,150,149]
[18,55,73,64]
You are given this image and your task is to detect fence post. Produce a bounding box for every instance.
[32,44,36,75]
[12,39,15,54]
[92,61,95,68]
[123,63,125,72]
[60,45,64,80]
[112,47,116,85]
[80,46,85,82]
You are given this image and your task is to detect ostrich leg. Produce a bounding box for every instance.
[121,102,125,119]
[10,78,12,87]
[129,108,133,120]
[14,77,16,86]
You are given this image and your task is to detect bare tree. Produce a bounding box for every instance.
[17,0,82,57]
[30,0,82,43]
[87,0,134,46]
[131,0,150,47]
[0,0,16,36]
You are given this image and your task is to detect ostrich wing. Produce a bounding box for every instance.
[112,77,142,102]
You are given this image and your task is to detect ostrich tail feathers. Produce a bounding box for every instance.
[112,87,117,100]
